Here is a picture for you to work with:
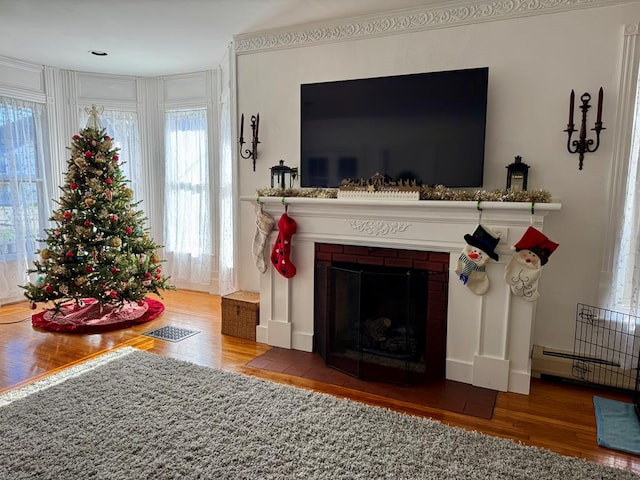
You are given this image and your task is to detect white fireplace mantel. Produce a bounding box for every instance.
[241,196,561,394]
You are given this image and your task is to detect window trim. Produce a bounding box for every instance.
[600,23,640,309]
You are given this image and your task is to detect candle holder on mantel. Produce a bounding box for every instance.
[564,88,605,170]
[239,113,259,171]
[270,160,298,189]
[506,155,529,191]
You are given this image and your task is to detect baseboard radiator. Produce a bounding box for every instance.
[531,345,639,391]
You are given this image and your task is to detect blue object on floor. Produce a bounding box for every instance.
[593,395,640,455]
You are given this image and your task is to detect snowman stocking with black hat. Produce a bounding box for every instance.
[455,225,501,295]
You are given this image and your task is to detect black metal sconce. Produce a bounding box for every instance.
[506,155,529,191]
[564,88,605,170]
[270,160,298,189]
[239,113,259,171]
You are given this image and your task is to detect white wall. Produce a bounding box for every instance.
[235,3,640,352]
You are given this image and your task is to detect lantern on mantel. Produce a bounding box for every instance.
[270,159,298,189]
[506,155,530,192]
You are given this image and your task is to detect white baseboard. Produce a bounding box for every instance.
[531,345,637,391]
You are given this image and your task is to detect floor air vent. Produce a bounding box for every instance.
[143,325,200,342]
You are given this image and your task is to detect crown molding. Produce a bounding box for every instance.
[234,0,632,55]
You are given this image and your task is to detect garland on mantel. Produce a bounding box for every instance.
[256,185,553,203]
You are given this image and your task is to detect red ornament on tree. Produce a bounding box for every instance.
[84,150,93,159]
[65,251,74,258]
[63,211,72,220]
[105,178,113,185]
[125,227,133,235]
[70,183,78,190]
[86,266,94,273]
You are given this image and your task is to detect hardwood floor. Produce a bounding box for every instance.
[1,289,639,475]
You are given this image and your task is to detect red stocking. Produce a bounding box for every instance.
[271,212,297,278]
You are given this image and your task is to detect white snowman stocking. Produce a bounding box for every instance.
[455,244,491,295]
[455,225,501,295]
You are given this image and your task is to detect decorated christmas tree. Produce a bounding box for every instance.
[22,106,173,331]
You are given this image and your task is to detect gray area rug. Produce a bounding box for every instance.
[0,349,637,480]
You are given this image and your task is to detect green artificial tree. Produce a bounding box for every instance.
[22,107,173,313]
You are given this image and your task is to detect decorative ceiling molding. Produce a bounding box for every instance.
[234,0,629,55]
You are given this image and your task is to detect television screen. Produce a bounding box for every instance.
[300,67,488,188]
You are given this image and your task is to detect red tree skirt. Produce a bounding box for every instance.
[32,298,165,334]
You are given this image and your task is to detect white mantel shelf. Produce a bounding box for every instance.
[241,195,562,395]
[249,195,561,212]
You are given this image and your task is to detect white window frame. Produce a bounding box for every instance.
[601,23,640,314]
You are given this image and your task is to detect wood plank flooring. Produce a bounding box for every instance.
[1,289,639,475]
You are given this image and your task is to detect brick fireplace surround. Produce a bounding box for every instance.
[242,196,561,394]
[315,243,449,383]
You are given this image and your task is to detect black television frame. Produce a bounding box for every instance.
[300,67,489,188]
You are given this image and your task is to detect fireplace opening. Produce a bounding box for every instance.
[314,244,449,386]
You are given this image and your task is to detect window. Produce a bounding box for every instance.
[163,109,213,288]
[611,78,640,312]
[0,96,49,303]
[604,26,640,320]
[80,109,143,203]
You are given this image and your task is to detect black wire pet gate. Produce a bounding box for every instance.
[573,303,640,415]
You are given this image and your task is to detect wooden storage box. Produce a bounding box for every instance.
[221,291,260,340]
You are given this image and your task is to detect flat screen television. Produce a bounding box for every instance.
[300,67,488,188]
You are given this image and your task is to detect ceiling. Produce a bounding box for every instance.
[0,0,454,77]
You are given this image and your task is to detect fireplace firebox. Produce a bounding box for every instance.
[314,244,449,385]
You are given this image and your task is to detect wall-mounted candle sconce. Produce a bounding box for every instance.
[564,88,605,170]
[239,113,259,171]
